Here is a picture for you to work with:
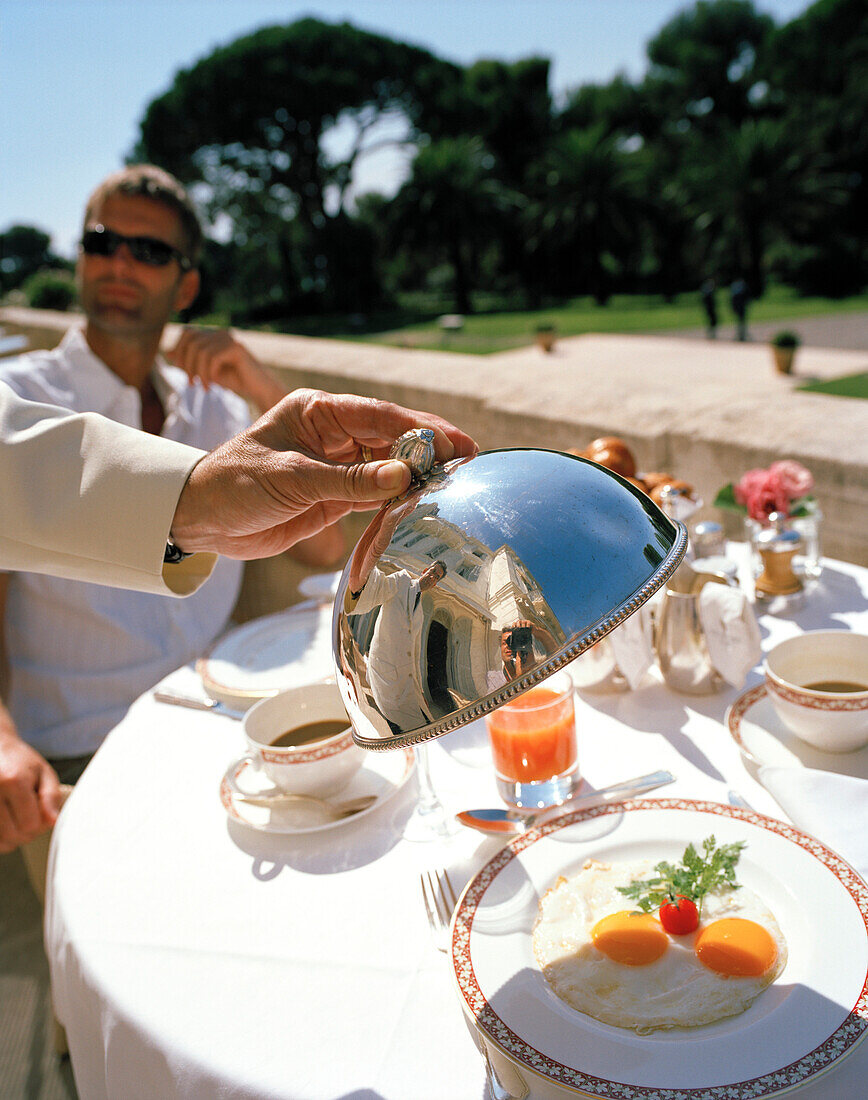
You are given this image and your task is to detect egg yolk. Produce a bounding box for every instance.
[695,918,777,977]
[591,911,669,966]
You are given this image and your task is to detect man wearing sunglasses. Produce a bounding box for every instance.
[0,164,351,854]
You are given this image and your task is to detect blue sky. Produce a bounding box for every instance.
[1,0,811,258]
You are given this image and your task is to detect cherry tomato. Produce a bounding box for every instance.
[659,895,699,935]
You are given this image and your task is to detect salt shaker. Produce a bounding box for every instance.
[692,521,726,559]
[691,520,738,580]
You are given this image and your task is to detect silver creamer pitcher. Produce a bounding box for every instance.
[654,562,737,694]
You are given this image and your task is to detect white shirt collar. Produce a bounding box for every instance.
[58,326,194,431]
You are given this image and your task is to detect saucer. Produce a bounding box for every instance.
[726,682,868,779]
[297,571,341,602]
[220,748,415,833]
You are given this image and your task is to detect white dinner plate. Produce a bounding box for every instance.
[220,747,414,834]
[727,683,868,779]
[451,798,868,1098]
[197,603,335,709]
[297,571,341,602]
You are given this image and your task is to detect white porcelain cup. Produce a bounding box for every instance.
[764,630,868,753]
[230,682,365,799]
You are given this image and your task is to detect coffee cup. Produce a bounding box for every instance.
[229,681,365,800]
[764,630,868,753]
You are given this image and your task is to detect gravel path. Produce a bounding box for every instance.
[671,311,868,352]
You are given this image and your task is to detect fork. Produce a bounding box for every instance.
[420,867,458,953]
[420,869,529,1100]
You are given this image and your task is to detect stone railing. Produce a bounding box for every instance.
[3,307,867,591]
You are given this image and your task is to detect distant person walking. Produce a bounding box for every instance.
[730,278,750,341]
[700,279,718,339]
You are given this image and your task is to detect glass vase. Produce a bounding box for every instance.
[790,501,823,581]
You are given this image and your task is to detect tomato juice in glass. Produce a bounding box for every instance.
[485,670,578,807]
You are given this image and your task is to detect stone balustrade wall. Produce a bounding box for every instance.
[3,307,866,620]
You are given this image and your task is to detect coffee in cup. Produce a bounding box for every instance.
[230,681,366,799]
[764,630,868,753]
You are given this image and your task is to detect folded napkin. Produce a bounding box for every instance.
[758,765,868,880]
[608,604,655,690]
[698,583,762,689]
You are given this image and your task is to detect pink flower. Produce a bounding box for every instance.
[741,470,792,523]
[732,460,815,522]
[768,460,813,499]
[733,468,768,509]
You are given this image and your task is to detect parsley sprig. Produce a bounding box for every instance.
[617,836,746,918]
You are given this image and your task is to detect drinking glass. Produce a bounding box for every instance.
[403,742,457,842]
[485,670,578,808]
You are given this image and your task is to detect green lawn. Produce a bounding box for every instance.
[331,286,868,355]
[197,285,868,355]
[798,372,868,399]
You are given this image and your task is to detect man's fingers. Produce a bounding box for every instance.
[372,460,412,493]
[276,390,478,464]
[2,776,45,837]
[0,797,22,851]
[37,768,64,825]
[165,329,193,365]
[404,417,477,462]
[279,455,412,507]
[213,455,411,561]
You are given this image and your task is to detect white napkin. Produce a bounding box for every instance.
[758,765,868,880]
[608,605,655,690]
[698,584,762,688]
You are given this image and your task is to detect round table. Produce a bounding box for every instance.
[45,552,868,1099]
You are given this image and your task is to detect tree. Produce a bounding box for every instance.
[134,18,459,314]
[524,124,641,305]
[683,117,848,295]
[385,136,520,313]
[757,0,868,293]
[458,58,553,188]
[0,225,65,295]
[559,75,652,138]
[644,0,775,133]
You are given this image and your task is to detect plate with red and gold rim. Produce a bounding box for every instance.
[220,747,415,834]
[727,683,868,779]
[198,602,335,711]
[450,799,868,1099]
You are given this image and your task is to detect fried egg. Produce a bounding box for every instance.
[532,858,787,1033]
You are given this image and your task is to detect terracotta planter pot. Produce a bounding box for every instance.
[772,345,796,375]
[535,329,556,353]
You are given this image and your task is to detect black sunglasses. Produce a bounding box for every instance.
[80,224,192,271]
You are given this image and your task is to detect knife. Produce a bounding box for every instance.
[152,689,246,720]
[456,770,675,836]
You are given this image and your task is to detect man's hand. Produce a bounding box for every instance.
[167,328,286,413]
[0,734,62,853]
[170,388,477,560]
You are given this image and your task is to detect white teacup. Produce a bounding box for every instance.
[230,682,365,799]
[765,630,868,753]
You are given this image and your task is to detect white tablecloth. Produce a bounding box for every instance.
[45,553,868,1099]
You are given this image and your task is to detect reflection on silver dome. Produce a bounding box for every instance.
[333,448,687,751]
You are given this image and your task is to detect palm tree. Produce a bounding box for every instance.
[685,117,848,295]
[386,136,519,313]
[524,124,641,305]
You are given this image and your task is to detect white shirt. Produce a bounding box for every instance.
[351,568,431,730]
[0,327,249,758]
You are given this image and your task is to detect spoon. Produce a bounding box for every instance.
[234,790,378,820]
[456,770,675,836]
